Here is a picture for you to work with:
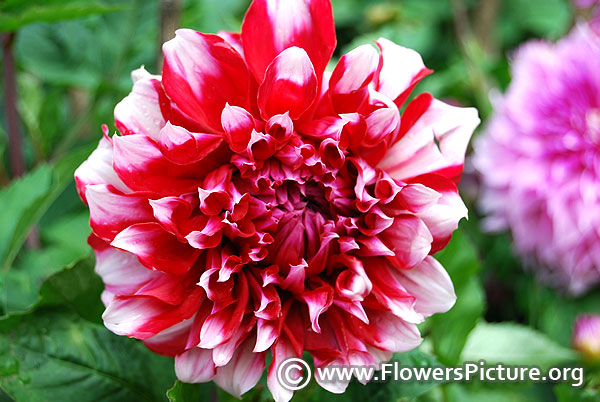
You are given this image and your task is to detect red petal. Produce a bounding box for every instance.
[375,38,432,108]
[114,74,166,139]
[158,122,223,165]
[241,0,336,81]
[162,30,250,132]
[86,184,154,241]
[378,98,479,183]
[329,44,379,113]
[102,287,204,339]
[111,222,200,275]
[221,104,257,153]
[112,134,228,196]
[380,215,432,269]
[257,47,318,120]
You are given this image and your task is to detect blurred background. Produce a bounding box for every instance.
[0,0,599,401]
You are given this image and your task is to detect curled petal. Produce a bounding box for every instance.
[375,38,433,108]
[299,285,333,333]
[221,104,257,153]
[102,288,203,339]
[114,75,166,139]
[113,134,227,195]
[175,347,217,383]
[86,184,154,241]
[111,223,200,275]
[330,44,379,113]
[267,337,297,402]
[144,316,195,356]
[214,336,266,398]
[368,311,423,352]
[381,215,433,269]
[158,122,223,165]
[75,136,129,203]
[162,30,250,132]
[395,256,456,317]
[257,47,318,120]
[199,273,249,348]
[89,235,159,297]
[378,98,480,184]
[413,174,468,253]
[242,0,336,81]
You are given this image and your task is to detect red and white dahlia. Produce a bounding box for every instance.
[75,0,479,399]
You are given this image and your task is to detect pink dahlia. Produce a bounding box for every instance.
[474,25,600,295]
[573,314,600,361]
[75,0,478,399]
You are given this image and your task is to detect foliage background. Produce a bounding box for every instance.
[0,0,598,401]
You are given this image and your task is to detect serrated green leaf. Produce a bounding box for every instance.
[0,308,175,402]
[461,322,578,368]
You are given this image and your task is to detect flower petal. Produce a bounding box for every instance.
[111,222,200,275]
[257,47,318,120]
[158,122,223,165]
[214,336,266,398]
[241,0,336,81]
[86,184,154,241]
[75,136,129,203]
[375,38,433,108]
[114,75,166,139]
[102,288,204,339]
[162,29,250,132]
[378,98,480,184]
[329,44,379,113]
[113,134,227,195]
[175,347,217,383]
[380,215,433,269]
[395,256,456,317]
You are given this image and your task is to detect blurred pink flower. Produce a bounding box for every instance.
[573,0,598,8]
[573,314,600,361]
[474,24,600,295]
[75,0,478,399]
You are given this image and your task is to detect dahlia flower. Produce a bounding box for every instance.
[573,314,600,361]
[75,0,478,399]
[474,25,600,295]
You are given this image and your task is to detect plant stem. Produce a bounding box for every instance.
[2,32,25,178]
[158,0,181,70]
[2,32,40,249]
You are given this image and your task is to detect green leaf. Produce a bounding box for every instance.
[434,227,481,289]
[0,0,124,32]
[430,228,485,365]
[167,381,216,402]
[0,145,92,273]
[461,322,578,368]
[444,382,555,402]
[430,277,485,366]
[3,212,92,315]
[0,165,53,272]
[0,308,175,402]
[37,257,104,323]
